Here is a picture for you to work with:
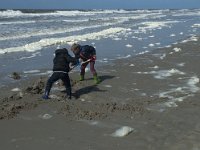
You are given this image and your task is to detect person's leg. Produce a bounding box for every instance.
[90,61,97,76]
[80,62,88,81]
[60,73,72,99]
[90,61,100,84]
[43,72,59,99]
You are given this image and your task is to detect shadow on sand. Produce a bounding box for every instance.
[73,75,115,99]
[85,75,115,82]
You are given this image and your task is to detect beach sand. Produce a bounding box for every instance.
[1,37,200,150]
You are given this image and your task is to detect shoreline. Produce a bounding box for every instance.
[0,37,200,149]
[0,36,200,118]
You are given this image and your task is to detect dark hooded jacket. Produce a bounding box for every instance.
[53,48,77,72]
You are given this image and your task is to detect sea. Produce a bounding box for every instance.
[0,9,200,86]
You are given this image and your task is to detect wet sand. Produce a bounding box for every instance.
[1,37,200,149]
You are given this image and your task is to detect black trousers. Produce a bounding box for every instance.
[45,72,71,96]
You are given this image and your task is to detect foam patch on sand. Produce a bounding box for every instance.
[104,85,112,88]
[126,44,133,48]
[159,54,166,59]
[148,44,155,47]
[97,58,111,63]
[169,47,182,54]
[177,63,185,67]
[147,76,200,112]
[116,55,131,59]
[152,53,166,59]
[137,50,149,55]
[136,68,185,79]
[173,47,182,52]
[129,64,135,67]
[111,126,134,137]
[170,34,176,37]
[151,69,185,79]
[149,65,159,69]
[181,36,199,43]
[11,88,21,92]
[39,114,53,120]
[113,37,122,41]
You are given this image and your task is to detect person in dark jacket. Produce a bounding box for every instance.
[71,43,100,84]
[42,48,77,100]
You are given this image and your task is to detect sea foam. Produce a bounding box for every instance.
[0,27,128,54]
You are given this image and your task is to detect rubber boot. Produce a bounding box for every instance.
[93,74,100,84]
[80,75,84,81]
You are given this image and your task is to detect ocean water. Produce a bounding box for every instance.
[0,9,200,85]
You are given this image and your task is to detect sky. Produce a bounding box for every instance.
[0,0,200,10]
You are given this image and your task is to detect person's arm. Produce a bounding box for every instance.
[90,46,96,56]
[90,46,96,61]
[66,53,79,66]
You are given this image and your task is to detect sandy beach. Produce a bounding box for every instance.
[1,36,200,149]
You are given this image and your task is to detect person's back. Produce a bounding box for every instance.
[79,45,96,61]
[42,48,77,100]
[53,48,72,73]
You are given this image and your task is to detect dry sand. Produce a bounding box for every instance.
[0,37,200,149]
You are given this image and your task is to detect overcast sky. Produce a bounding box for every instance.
[0,0,199,9]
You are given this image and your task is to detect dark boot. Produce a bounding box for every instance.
[65,87,72,100]
[42,81,52,100]
[42,90,50,100]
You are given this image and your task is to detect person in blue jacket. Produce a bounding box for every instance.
[42,48,77,100]
[71,43,100,84]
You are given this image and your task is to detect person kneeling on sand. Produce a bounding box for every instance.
[71,43,100,84]
[42,48,77,100]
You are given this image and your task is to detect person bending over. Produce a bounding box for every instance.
[71,43,100,84]
[42,48,77,100]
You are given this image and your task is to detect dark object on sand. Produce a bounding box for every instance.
[26,78,45,94]
[10,72,21,80]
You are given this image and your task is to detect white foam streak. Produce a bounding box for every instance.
[148,69,185,79]
[0,9,166,18]
[19,52,41,60]
[0,17,128,41]
[0,24,112,41]
[23,70,41,74]
[0,20,36,25]
[0,10,23,17]
[0,27,127,54]
[117,55,131,59]
[173,10,200,17]
[138,21,180,33]
[192,24,200,28]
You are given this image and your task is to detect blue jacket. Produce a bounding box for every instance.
[76,45,96,61]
